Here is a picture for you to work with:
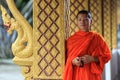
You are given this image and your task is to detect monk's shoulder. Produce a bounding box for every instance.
[90,31,99,35]
[90,31,106,42]
[91,31,103,38]
[96,33,105,41]
[67,33,76,40]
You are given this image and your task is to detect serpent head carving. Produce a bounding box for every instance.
[0,3,33,58]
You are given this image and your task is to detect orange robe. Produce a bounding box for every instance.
[63,30,112,80]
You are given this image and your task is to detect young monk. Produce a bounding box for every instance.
[63,10,112,80]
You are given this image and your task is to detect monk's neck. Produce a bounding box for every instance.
[79,29,90,32]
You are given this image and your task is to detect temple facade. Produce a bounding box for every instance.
[1,0,120,80]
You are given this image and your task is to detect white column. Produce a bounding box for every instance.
[105,61,111,80]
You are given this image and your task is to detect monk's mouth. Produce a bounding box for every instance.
[80,24,86,26]
[4,25,10,31]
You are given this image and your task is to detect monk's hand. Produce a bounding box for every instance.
[81,55,94,64]
[72,57,82,66]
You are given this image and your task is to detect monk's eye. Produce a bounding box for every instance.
[78,19,82,21]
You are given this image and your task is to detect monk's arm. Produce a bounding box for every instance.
[82,55,100,64]
[93,56,99,63]
[89,55,100,63]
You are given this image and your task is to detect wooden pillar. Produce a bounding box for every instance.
[89,0,102,34]
[33,0,65,79]
[103,0,111,49]
[102,1,112,80]
[111,0,117,49]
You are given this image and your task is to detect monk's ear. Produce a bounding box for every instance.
[90,20,92,25]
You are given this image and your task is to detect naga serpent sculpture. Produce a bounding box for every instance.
[0,0,33,58]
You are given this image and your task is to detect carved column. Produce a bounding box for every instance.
[33,0,65,79]
[89,0,102,34]
[111,0,117,49]
[103,0,111,49]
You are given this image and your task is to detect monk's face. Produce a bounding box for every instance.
[77,14,92,32]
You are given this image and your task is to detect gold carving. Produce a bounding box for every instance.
[111,0,117,49]
[89,0,102,34]
[21,66,33,80]
[1,0,33,58]
[0,0,33,80]
[33,0,65,79]
[103,0,111,49]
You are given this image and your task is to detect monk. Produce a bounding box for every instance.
[63,10,112,80]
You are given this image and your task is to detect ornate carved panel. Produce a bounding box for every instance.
[111,0,117,49]
[103,0,111,49]
[33,0,65,79]
[89,0,102,34]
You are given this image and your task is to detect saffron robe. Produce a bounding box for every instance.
[63,30,112,80]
